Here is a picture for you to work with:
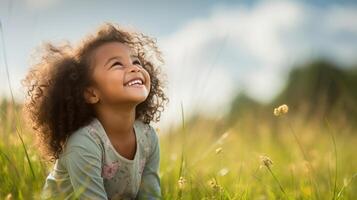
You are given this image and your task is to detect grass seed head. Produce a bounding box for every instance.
[218,168,229,176]
[178,176,187,189]
[208,178,221,190]
[260,155,273,169]
[273,104,289,116]
[215,147,223,154]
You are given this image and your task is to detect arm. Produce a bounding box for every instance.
[136,127,162,200]
[63,132,108,200]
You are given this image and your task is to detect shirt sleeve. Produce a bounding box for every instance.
[63,131,108,200]
[136,126,162,200]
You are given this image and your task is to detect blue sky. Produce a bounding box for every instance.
[1,0,357,128]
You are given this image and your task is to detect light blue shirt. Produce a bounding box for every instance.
[41,117,161,200]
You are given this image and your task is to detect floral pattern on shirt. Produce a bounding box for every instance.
[88,126,102,145]
[102,160,120,179]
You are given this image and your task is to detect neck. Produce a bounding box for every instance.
[95,103,136,140]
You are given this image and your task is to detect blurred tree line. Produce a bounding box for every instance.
[228,58,357,130]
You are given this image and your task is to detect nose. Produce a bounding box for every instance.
[129,64,141,72]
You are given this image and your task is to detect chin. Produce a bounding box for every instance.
[120,86,150,104]
[129,95,149,105]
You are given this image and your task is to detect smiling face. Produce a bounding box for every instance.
[84,42,151,107]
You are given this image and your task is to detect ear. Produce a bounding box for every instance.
[83,87,100,104]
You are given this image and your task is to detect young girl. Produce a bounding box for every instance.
[22,23,169,199]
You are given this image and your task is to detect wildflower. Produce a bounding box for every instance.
[208,178,218,189]
[208,178,223,191]
[259,155,286,195]
[208,178,216,188]
[218,168,229,176]
[260,155,273,169]
[5,193,12,200]
[178,176,186,189]
[215,147,223,154]
[273,104,289,116]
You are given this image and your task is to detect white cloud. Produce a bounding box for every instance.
[156,1,357,129]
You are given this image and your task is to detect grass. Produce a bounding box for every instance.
[2,98,356,199]
[158,106,357,200]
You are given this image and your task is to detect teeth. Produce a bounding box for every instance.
[127,79,143,86]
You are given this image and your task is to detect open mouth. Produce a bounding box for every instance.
[124,79,144,87]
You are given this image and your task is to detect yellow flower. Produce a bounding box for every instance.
[273,104,289,116]
[208,178,223,191]
[208,179,215,187]
[178,176,186,189]
[208,178,218,188]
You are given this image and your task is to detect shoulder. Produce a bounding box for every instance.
[61,120,103,158]
[135,120,159,159]
[135,121,160,165]
[135,120,159,147]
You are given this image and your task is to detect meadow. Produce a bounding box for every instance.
[0,99,356,199]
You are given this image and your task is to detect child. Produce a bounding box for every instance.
[22,22,169,200]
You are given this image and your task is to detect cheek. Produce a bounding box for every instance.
[94,71,125,93]
[143,70,151,87]
[106,72,125,84]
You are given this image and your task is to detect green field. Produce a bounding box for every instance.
[0,99,356,199]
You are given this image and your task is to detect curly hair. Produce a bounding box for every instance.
[21,23,169,163]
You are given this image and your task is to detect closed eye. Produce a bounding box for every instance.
[133,60,142,66]
[111,61,123,68]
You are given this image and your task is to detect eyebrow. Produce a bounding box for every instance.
[104,55,140,67]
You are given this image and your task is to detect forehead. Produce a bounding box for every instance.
[91,42,136,65]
